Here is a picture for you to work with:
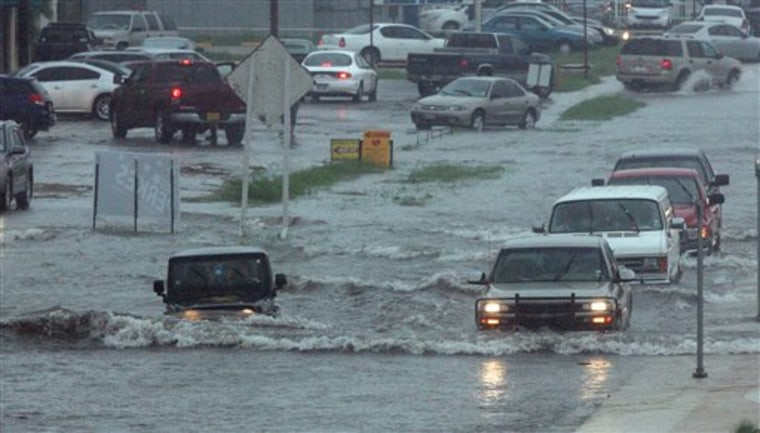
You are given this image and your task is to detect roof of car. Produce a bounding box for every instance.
[555,185,670,204]
[501,234,607,250]
[609,167,702,179]
[616,147,706,159]
[170,246,268,259]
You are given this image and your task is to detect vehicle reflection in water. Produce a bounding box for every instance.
[478,359,508,405]
[580,357,612,400]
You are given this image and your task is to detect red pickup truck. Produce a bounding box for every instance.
[109,59,246,145]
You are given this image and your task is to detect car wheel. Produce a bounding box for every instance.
[116,41,128,50]
[368,81,378,102]
[673,70,690,91]
[154,109,174,144]
[181,127,197,144]
[417,81,436,97]
[713,232,721,252]
[725,69,740,89]
[414,121,431,130]
[0,176,10,212]
[110,109,127,138]
[352,82,364,103]
[360,47,380,67]
[225,125,244,146]
[15,173,32,210]
[442,21,460,31]
[20,120,38,140]
[556,40,572,54]
[470,110,485,131]
[519,109,537,129]
[92,94,112,121]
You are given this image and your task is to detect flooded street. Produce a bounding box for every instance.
[1,66,759,432]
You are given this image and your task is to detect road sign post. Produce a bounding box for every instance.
[693,201,707,379]
[756,155,760,321]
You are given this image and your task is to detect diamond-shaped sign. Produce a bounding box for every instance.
[226,36,313,127]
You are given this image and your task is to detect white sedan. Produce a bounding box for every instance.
[696,5,751,34]
[301,50,378,102]
[317,23,445,65]
[665,21,760,62]
[14,60,121,120]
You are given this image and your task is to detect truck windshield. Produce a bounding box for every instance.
[549,199,663,233]
[167,254,271,305]
[492,247,607,283]
[88,14,131,31]
[608,176,699,205]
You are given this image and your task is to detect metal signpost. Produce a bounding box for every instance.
[756,156,760,321]
[693,201,707,379]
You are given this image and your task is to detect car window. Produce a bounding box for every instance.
[720,24,744,37]
[550,199,663,232]
[491,80,509,98]
[687,40,705,57]
[621,39,683,56]
[519,16,547,30]
[304,52,353,67]
[88,14,130,30]
[615,156,709,184]
[668,23,702,34]
[492,247,607,283]
[158,13,178,31]
[504,80,525,97]
[487,16,519,32]
[345,24,375,34]
[608,176,700,204]
[132,15,147,32]
[145,13,161,31]
[129,64,152,84]
[1,78,32,94]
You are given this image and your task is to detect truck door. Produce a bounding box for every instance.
[118,63,154,125]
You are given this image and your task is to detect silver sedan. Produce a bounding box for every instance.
[665,21,760,62]
[410,76,541,131]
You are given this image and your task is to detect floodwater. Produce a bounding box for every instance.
[1,65,759,432]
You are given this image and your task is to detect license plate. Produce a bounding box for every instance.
[207,112,220,121]
[315,83,328,90]
[633,66,647,73]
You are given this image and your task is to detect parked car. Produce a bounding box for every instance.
[141,36,196,50]
[0,121,34,213]
[600,168,725,254]
[479,12,598,53]
[508,7,621,45]
[282,38,316,63]
[616,36,742,91]
[86,10,178,50]
[70,58,133,79]
[301,50,378,102]
[68,50,153,64]
[664,21,760,62]
[625,0,674,29]
[124,47,211,62]
[14,61,120,121]
[472,234,635,331]
[0,75,56,139]
[410,76,541,130]
[317,23,446,65]
[153,246,287,320]
[34,22,99,62]
[488,9,605,47]
[419,3,473,32]
[533,185,685,284]
[697,4,751,34]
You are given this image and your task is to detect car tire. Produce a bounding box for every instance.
[470,110,485,131]
[20,119,38,140]
[414,121,431,130]
[725,69,740,89]
[154,109,174,144]
[110,109,127,138]
[368,81,378,102]
[92,94,112,121]
[673,70,690,91]
[360,47,380,67]
[442,21,460,31]
[15,173,31,210]
[519,109,537,129]
[0,176,10,212]
[225,125,244,146]
[556,40,573,54]
[352,82,364,103]
[417,81,436,97]
[181,127,197,144]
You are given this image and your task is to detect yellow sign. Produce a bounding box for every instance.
[330,139,361,161]
[361,130,393,168]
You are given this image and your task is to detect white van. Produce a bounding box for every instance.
[87,10,178,50]
[533,185,684,284]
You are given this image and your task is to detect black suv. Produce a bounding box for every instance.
[34,22,98,62]
[0,75,56,139]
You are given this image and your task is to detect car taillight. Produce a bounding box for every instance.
[658,257,668,273]
[701,225,710,239]
[336,71,351,79]
[339,37,346,48]
[29,93,45,105]
[458,58,469,68]
[171,87,182,101]
[660,58,672,70]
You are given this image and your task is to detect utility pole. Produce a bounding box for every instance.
[270,0,278,37]
[693,201,707,379]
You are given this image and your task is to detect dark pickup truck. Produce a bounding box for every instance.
[110,59,246,145]
[407,31,554,98]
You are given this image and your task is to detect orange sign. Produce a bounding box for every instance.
[361,130,393,168]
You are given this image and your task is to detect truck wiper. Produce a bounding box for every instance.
[553,252,578,281]
[673,178,695,203]
[618,203,640,233]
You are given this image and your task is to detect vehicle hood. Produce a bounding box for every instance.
[487,281,613,298]
[602,230,668,256]
[673,203,700,227]
[416,93,486,106]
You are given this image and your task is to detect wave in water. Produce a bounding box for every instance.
[2,308,758,355]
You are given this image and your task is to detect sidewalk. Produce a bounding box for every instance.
[575,354,760,433]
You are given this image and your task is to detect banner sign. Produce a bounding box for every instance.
[361,130,393,168]
[94,151,180,231]
[330,138,361,161]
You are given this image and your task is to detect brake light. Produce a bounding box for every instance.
[170,87,182,101]
[29,93,45,105]
[179,58,192,66]
[458,58,469,68]
[658,257,668,273]
[701,225,710,239]
[660,58,673,70]
[338,37,346,48]
[336,71,351,79]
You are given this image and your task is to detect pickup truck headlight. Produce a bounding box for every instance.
[586,300,612,311]
[483,302,503,313]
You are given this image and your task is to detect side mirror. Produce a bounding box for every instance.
[712,174,729,186]
[532,223,547,233]
[467,272,488,285]
[274,273,287,290]
[591,178,605,186]
[670,217,685,230]
[617,267,636,282]
[708,193,725,205]
[113,74,124,84]
[153,280,165,297]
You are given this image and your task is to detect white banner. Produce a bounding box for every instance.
[94,151,180,228]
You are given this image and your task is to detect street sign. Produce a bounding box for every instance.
[226,35,313,127]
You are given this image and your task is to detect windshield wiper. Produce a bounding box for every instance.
[618,203,640,233]
[553,253,578,281]
[673,178,695,203]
